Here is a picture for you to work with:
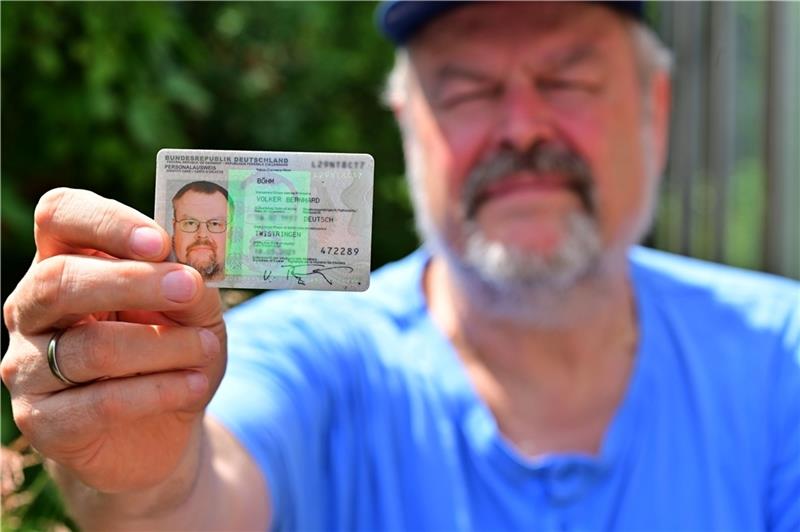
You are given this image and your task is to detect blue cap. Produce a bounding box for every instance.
[377,1,644,46]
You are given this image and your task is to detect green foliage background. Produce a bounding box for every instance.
[1,2,412,529]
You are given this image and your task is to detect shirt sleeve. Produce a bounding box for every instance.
[207,293,350,531]
[766,300,800,531]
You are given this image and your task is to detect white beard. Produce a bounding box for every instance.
[405,141,608,325]
[421,208,604,325]
[462,211,602,291]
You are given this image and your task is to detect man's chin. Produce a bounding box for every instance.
[474,208,578,256]
[477,230,567,261]
[459,212,602,289]
[187,260,222,279]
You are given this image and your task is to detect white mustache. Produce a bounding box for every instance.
[462,145,595,219]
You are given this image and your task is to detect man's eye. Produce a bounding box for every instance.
[538,78,595,93]
[178,219,200,233]
[208,220,225,231]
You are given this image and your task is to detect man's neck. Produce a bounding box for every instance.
[423,254,639,457]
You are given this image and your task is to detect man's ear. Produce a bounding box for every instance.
[650,70,672,175]
[391,99,407,132]
[385,48,415,135]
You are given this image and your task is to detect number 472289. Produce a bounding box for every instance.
[320,246,359,256]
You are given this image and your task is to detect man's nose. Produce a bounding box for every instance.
[495,80,555,152]
[196,222,209,236]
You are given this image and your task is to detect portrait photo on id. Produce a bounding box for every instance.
[170,181,230,282]
[0,2,798,531]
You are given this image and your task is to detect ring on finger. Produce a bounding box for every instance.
[47,329,82,387]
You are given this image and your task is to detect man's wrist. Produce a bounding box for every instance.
[48,417,206,530]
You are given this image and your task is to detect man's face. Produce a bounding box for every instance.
[403,2,669,290]
[172,190,228,280]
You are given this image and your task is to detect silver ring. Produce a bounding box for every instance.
[47,329,81,386]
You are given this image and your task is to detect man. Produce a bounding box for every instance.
[171,181,229,281]
[1,2,798,530]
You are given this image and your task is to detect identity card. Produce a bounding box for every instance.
[154,149,373,291]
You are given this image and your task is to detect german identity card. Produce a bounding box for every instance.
[154,149,374,291]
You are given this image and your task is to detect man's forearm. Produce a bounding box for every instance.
[51,416,269,531]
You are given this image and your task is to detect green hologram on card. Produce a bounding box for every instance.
[225,168,252,278]
[226,168,311,278]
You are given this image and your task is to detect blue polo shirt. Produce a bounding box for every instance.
[208,246,800,531]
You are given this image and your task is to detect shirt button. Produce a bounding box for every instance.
[546,463,586,504]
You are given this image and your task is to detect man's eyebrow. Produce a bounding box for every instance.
[544,44,602,71]
[436,64,496,84]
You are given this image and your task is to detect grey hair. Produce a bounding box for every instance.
[627,19,673,87]
[382,20,673,109]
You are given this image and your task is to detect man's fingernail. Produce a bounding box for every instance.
[198,329,220,356]
[186,372,208,394]
[161,269,198,302]
[131,227,164,257]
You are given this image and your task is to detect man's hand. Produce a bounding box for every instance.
[1,188,227,495]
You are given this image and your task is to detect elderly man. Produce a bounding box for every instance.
[1,2,798,530]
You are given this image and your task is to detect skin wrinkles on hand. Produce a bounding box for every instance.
[0,185,250,528]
